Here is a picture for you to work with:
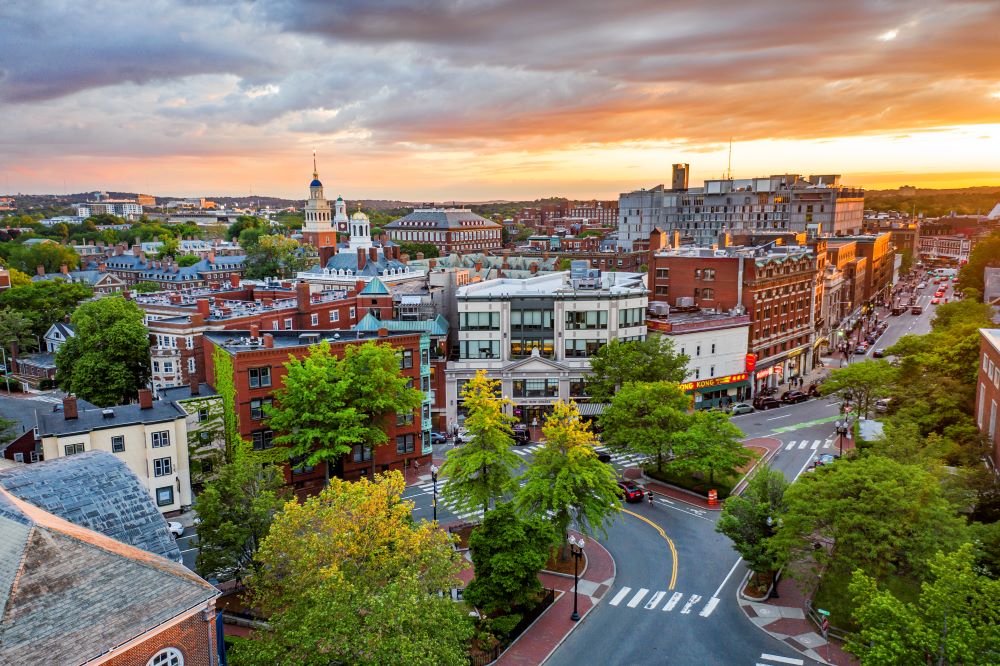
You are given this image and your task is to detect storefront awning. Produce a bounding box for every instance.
[575,402,609,417]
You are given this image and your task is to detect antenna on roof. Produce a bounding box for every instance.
[726,137,733,181]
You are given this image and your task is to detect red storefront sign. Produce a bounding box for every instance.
[678,372,749,392]
[745,354,757,373]
[755,365,783,380]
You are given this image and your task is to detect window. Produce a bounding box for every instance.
[711,343,716,354]
[702,269,716,281]
[153,457,172,477]
[252,430,274,450]
[460,311,500,330]
[112,436,125,453]
[618,307,644,327]
[352,444,372,462]
[147,648,183,666]
[655,268,669,279]
[284,318,293,330]
[396,434,416,454]
[565,310,608,330]
[696,345,701,356]
[249,366,272,388]
[460,339,500,359]
[151,430,170,448]
[702,288,714,300]
[13,452,24,463]
[399,349,414,369]
[329,310,340,323]
[512,379,559,398]
[155,487,175,508]
[250,397,272,420]
[397,410,415,426]
[198,407,209,422]
[310,313,319,326]
[188,357,196,374]
[30,451,40,463]
[272,320,279,330]
[152,360,161,373]
[64,442,85,456]
[349,307,356,319]
[290,455,315,475]
[564,339,605,357]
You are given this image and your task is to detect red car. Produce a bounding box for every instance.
[931,298,940,305]
[934,291,945,298]
[617,481,645,503]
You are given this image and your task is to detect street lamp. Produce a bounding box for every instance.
[568,535,586,621]
[835,420,849,457]
[430,464,439,522]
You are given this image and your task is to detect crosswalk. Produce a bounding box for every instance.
[513,444,651,470]
[755,653,803,666]
[27,393,62,405]
[606,585,719,618]
[782,438,834,451]
[415,481,557,523]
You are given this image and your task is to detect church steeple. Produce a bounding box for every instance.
[304,151,331,234]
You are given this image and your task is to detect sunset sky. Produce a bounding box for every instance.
[2,0,999,200]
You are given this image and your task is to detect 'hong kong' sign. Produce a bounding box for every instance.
[678,372,749,392]
[755,365,783,380]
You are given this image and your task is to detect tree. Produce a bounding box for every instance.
[586,334,689,401]
[132,281,161,294]
[233,472,473,666]
[155,234,179,260]
[177,254,200,267]
[465,503,556,627]
[267,340,423,479]
[0,308,38,354]
[898,248,914,277]
[668,409,751,484]
[819,359,897,418]
[515,401,621,551]
[716,465,788,587]
[243,235,314,279]
[194,451,288,582]
[7,241,79,274]
[6,268,31,287]
[770,455,966,584]
[227,215,267,242]
[847,544,1000,665]
[54,297,151,407]
[397,241,439,259]
[957,229,1000,297]
[599,380,690,471]
[0,280,92,339]
[439,371,522,515]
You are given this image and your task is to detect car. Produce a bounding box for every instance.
[430,431,448,445]
[934,290,945,298]
[597,452,613,463]
[753,396,782,410]
[931,298,940,305]
[812,453,839,468]
[512,424,530,445]
[917,282,926,289]
[455,428,470,444]
[872,348,886,358]
[780,390,809,404]
[875,397,893,413]
[617,481,645,503]
[167,521,184,538]
[729,402,754,415]
[911,305,923,314]
[855,345,868,354]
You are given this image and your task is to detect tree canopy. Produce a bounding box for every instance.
[7,241,79,275]
[0,280,92,339]
[234,472,473,666]
[716,465,787,584]
[586,334,689,401]
[599,380,691,471]
[54,297,151,406]
[0,308,39,354]
[243,234,315,279]
[957,229,1000,297]
[819,359,897,418]
[668,409,751,483]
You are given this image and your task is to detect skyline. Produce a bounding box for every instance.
[3,0,1000,199]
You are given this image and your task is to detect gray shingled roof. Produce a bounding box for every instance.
[384,209,499,230]
[0,451,182,561]
[36,398,186,437]
[0,483,216,665]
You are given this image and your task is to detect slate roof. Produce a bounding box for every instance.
[34,269,124,287]
[36,398,186,438]
[354,312,449,336]
[158,383,219,402]
[0,483,216,665]
[94,254,245,282]
[384,209,499,230]
[359,277,390,295]
[47,322,76,340]
[0,451,182,561]
[316,247,410,277]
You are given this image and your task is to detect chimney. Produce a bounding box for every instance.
[718,232,730,249]
[190,379,200,396]
[250,324,260,339]
[357,248,367,270]
[132,244,141,257]
[672,230,681,249]
[230,273,240,288]
[62,396,78,420]
[138,389,153,409]
[263,333,274,348]
[377,327,389,337]
[296,282,311,312]
[36,265,45,276]
[208,249,216,263]
[369,247,378,263]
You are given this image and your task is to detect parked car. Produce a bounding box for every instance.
[753,396,782,410]
[872,348,886,358]
[931,298,940,305]
[917,282,926,289]
[911,305,923,314]
[781,390,809,404]
[617,481,645,503]
[512,424,530,445]
[875,397,893,413]
[729,402,754,415]
[854,345,868,354]
[167,521,184,538]
[455,428,470,444]
[430,431,448,445]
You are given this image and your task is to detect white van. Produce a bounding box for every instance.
[875,397,892,413]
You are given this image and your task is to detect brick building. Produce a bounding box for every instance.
[648,230,818,391]
[203,327,433,493]
[976,329,1000,471]
[828,233,895,305]
[385,208,502,255]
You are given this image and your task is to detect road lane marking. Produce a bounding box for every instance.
[712,557,743,599]
[626,588,649,608]
[766,414,791,421]
[621,508,679,589]
[797,440,808,449]
[699,597,720,617]
[608,586,631,606]
[645,591,666,609]
[761,655,804,665]
[663,592,684,611]
[811,439,821,450]
[784,440,795,450]
[823,439,832,449]
[679,594,701,614]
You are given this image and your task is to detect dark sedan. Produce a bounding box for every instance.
[780,390,809,404]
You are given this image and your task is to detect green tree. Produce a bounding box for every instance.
[7,241,79,274]
[243,235,314,279]
[957,229,1000,297]
[6,268,31,287]
[465,503,556,627]
[155,234,179,260]
[227,215,266,242]
[132,281,161,293]
[234,472,473,666]
[819,359,897,418]
[54,297,151,406]
[716,465,788,588]
[898,248,914,277]
[771,456,966,584]
[194,452,288,582]
[0,308,38,354]
[599,380,690,471]
[515,401,620,551]
[668,409,751,484]
[847,544,1000,665]
[397,241,439,259]
[586,334,689,401]
[238,226,270,250]
[267,340,423,479]
[439,370,522,515]
[177,254,200,267]
[0,280,92,338]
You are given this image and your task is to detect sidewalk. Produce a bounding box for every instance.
[739,568,858,666]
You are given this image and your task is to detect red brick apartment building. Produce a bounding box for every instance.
[647,229,818,390]
[976,329,1000,471]
[203,327,431,495]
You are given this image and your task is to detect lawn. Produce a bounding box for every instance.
[811,564,921,633]
[643,447,762,500]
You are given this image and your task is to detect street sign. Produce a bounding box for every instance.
[817,608,831,616]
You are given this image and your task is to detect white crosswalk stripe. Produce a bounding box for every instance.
[604,586,715,618]
[797,440,809,449]
[757,654,803,665]
[823,439,833,449]
[644,591,666,609]
[608,587,632,606]
[784,440,796,450]
[699,597,720,617]
[626,588,649,608]
[663,592,684,611]
[679,594,701,614]
[811,439,821,450]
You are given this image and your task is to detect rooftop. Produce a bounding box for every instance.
[36,399,186,438]
[205,328,418,352]
[158,383,218,401]
[385,208,500,230]
[458,270,647,299]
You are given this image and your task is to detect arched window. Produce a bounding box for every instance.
[147,648,183,666]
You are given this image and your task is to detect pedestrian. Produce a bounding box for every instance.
[647,490,654,506]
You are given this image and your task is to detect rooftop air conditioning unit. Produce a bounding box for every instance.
[101,409,115,418]
[649,302,670,316]
[676,296,695,307]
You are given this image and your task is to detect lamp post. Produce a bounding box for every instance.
[430,464,439,522]
[836,420,849,457]
[568,535,585,621]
